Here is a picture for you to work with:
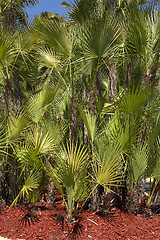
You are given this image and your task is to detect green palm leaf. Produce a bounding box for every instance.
[150,137,160,180]
[92,141,124,189]
[37,47,59,69]
[78,16,122,74]
[0,31,16,65]
[47,141,89,218]
[79,106,96,142]
[11,170,39,207]
[27,83,60,124]
[8,109,28,141]
[115,87,151,114]
[129,144,148,191]
[38,18,72,58]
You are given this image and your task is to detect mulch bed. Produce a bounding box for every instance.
[0,199,160,240]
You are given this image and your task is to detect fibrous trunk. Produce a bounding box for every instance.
[6,4,14,32]
[4,76,14,116]
[108,0,116,13]
[71,96,77,146]
[13,64,22,108]
[82,75,88,144]
[143,67,158,89]
[89,86,95,115]
[126,62,132,90]
[88,86,101,211]
[109,63,117,101]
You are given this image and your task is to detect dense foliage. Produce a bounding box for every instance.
[0,0,160,220]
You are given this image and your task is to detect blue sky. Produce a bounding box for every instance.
[26,0,159,19]
[26,0,72,19]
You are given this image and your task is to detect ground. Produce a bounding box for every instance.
[0,197,160,240]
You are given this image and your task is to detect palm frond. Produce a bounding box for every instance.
[0,31,17,65]
[8,108,28,141]
[62,0,95,24]
[78,15,122,74]
[79,106,96,142]
[37,47,59,69]
[47,141,90,217]
[38,18,72,58]
[11,170,39,207]
[115,87,151,115]
[150,137,160,180]
[0,122,8,155]
[27,83,60,124]
[92,141,124,188]
[129,143,148,191]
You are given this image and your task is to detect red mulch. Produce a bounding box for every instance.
[0,199,160,240]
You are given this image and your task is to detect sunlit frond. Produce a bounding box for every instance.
[92,141,124,188]
[8,108,28,141]
[38,18,72,58]
[79,106,96,142]
[11,170,39,207]
[37,47,59,69]
[78,15,122,74]
[27,83,60,124]
[47,141,90,217]
[129,143,148,191]
[115,87,151,114]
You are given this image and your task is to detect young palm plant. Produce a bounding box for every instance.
[46,141,90,222]
[9,80,65,205]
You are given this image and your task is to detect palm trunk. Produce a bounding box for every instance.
[125,179,146,215]
[13,64,22,107]
[109,63,117,101]
[6,4,14,32]
[4,5,18,203]
[6,5,22,108]
[149,67,158,87]
[126,62,132,90]
[88,85,102,211]
[82,75,88,144]
[89,86,95,115]
[142,73,150,89]
[96,71,101,97]
[71,95,77,146]
[143,66,158,89]
[4,76,14,116]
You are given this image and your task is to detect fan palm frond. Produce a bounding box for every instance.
[92,141,124,189]
[27,83,60,124]
[62,0,96,24]
[11,170,39,207]
[79,106,96,142]
[38,18,72,58]
[0,122,8,155]
[37,47,59,69]
[125,7,160,73]
[115,87,151,115]
[149,137,160,180]
[47,140,89,218]
[8,108,28,141]
[79,16,122,74]
[129,143,148,191]
[28,126,56,155]
[0,31,16,65]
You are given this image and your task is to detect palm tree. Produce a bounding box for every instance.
[0,29,17,115]
[116,1,160,90]
[47,141,90,221]
[0,0,39,110]
[36,14,84,145]
[0,0,159,215]
[0,0,39,30]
